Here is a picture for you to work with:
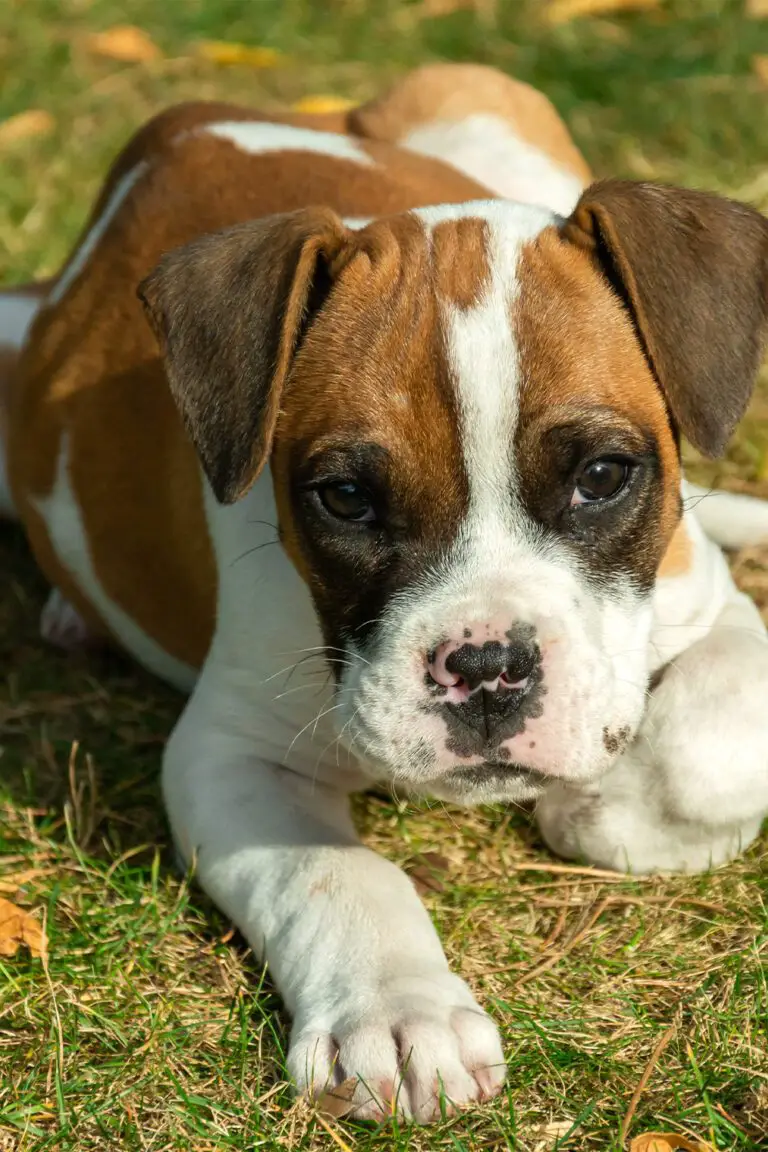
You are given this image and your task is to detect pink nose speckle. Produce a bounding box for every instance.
[427,640,462,688]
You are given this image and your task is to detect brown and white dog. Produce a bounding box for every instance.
[2,63,768,1121]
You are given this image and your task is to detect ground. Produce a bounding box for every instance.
[1,1,767,1150]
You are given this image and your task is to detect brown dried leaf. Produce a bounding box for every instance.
[0,896,47,958]
[315,1076,359,1119]
[195,41,285,68]
[0,109,55,146]
[630,1134,715,1152]
[0,868,53,894]
[85,25,162,63]
[404,851,450,895]
[545,0,661,23]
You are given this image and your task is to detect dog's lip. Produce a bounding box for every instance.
[446,760,545,783]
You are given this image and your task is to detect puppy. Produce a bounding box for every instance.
[2,64,768,1121]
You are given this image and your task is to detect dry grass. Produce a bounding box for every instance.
[1,1,767,1149]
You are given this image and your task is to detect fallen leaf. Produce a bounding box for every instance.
[0,896,47,958]
[291,95,357,114]
[753,55,768,86]
[195,41,285,68]
[315,1077,358,1119]
[85,25,161,63]
[545,0,661,23]
[404,851,450,895]
[747,0,768,16]
[532,1118,576,1150]
[630,1134,715,1152]
[415,0,493,14]
[0,868,54,894]
[0,109,55,146]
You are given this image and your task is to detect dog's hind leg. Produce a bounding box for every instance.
[1,281,98,652]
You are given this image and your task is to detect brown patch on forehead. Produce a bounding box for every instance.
[514,226,681,542]
[431,217,491,310]
[272,214,469,573]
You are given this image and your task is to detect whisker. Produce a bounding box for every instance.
[283,701,346,762]
[230,539,280,568]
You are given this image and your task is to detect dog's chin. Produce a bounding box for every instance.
[404,760,547,807]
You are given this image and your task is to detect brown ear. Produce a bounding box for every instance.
[139,208,351,503]
[562,179,768,456]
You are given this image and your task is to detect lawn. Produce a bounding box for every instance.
[1,1,767,1149]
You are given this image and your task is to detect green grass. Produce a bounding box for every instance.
[1,1,768,1149]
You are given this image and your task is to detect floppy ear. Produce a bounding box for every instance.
[561,179,768,456]
[139,208,351,504]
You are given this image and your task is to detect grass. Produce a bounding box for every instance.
[1,0,767,1148]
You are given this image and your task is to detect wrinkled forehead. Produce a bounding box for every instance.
[278,200,671,503]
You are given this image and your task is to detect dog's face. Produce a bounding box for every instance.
[142,181,768,804]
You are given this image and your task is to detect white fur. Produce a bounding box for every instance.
[205,121,373,166]
[30,435,196,691]
[0,292,41,349]
[40,587,93,650]
[47,164,149,308]
[537,510,768,872]
[685,479,768,550]
[0,290,47,516]
[403,114,583,216]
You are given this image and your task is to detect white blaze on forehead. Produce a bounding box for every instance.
[205,121,374,166]
[403,114,584,216]
[418,200,556,535]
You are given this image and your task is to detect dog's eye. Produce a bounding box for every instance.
[571,459,629,505]
[319,481,376,522]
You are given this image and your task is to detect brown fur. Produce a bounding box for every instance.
[6,113,489,666]
[563,180,768,458]
[271,213,480,590]
[432,217,491,310]
[514,226,682,570]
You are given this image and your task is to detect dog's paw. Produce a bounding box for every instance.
[40,588,95,651]
[288,972,506,1122]
[536,774,762,875]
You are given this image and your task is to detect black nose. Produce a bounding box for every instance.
[445,639,537,692]
[444,636,541,746]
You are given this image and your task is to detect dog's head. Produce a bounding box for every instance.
[141,181,768,804]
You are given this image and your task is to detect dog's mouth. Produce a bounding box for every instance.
[436,760,547,799]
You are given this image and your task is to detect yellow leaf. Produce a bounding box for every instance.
[0,110,55,146]
[0,896,47,959]
[291,95,357,114]
[196,41,285,68]
[545,0,661,23]
[753,55,768,85]
[747,0,768,16]
[630,1134,715,1152]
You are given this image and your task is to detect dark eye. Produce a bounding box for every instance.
[571,459,629,505]
[318,481,376,522]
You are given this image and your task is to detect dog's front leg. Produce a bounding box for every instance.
[162,688,505,1122]
[536,589,768,874]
